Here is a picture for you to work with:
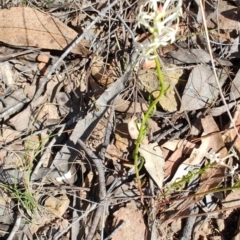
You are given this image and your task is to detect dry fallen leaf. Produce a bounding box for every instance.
[170,49,212,64]
[37,52,50,63]
[180,65,227,112]
[164,140,195,178]
[0,88,27,114]
[0,7,90,56]
[29,200,69,235]
[162,139,186,152]
[157,64,182,112]
[37,104,59,122]
[0,150,7,162]
[105,144,124,161]
[216,190,240,236]
[45,195,70,218]
[0,125,20,144]
[111,201,146,240]
[168,115,227,186]
[115,98,149,114]
[91,55,105,80]
[207,0,239,30]
[128,117,164,188]
[127,116,160,142]
[139,142,165,188]
[24,83,37,100]
[169,49,232,66]
[23,134,41,162]
[9,76,60,131]
[37,51,51,75]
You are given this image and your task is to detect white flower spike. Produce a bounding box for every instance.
[135,0,183,58]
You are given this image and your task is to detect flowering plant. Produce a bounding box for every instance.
[133,0,183,199]
[135,0,182,58]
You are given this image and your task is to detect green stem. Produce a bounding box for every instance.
[133,48,165,192]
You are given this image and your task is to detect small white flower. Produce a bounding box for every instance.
[229,164,238,175]
[135,0,183,57]
[207,153,221,163]
[207,152,238,176]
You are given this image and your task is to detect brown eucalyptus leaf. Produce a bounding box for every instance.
[0,7,90,56]
[105,144,124,161]
[180,65,227,112]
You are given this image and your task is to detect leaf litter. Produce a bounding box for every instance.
[0,1,240,240]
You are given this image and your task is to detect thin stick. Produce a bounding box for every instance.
[0,49,34,62]
[0,98,30,120]
[99,104,115,161]
[7,214,22,240]
[77,139,106,200]
[86,204,104,240]
[77,139,107,240]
